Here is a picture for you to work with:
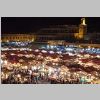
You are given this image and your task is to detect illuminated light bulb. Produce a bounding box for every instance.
[4,60,7,65]
[24,66,28,69]
[41,50,47,53]
[97,55,100,58]
[33,66,37,70]
[5,74,8,79]
[49,51,54,54]
[24,78,27,81]
[61,72,64,75]
[35,49,39,52]
[17,74,21,78]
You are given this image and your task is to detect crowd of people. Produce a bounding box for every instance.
[1,42,100,84]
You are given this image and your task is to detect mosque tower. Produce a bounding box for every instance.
[78,18,87,39]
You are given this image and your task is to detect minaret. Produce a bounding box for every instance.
[78,18,87,39]
[81,18,86,25]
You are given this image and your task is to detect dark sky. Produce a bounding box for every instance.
[1,17,100,33]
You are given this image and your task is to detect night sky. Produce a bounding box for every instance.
[1,17,100,33]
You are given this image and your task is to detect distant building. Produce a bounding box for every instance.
[1,33,35,42]
[35,25,79,42]
[1,18,87,42]
[35,18,87,42]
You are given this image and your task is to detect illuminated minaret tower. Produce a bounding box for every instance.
[81,18,86,25]
[78,18,87,39]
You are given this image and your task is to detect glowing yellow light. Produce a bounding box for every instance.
[4,60,7,65]
[7,40,9,42]
[17,74,21,78]
[24,66,28,69]
[5,74,8,79]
